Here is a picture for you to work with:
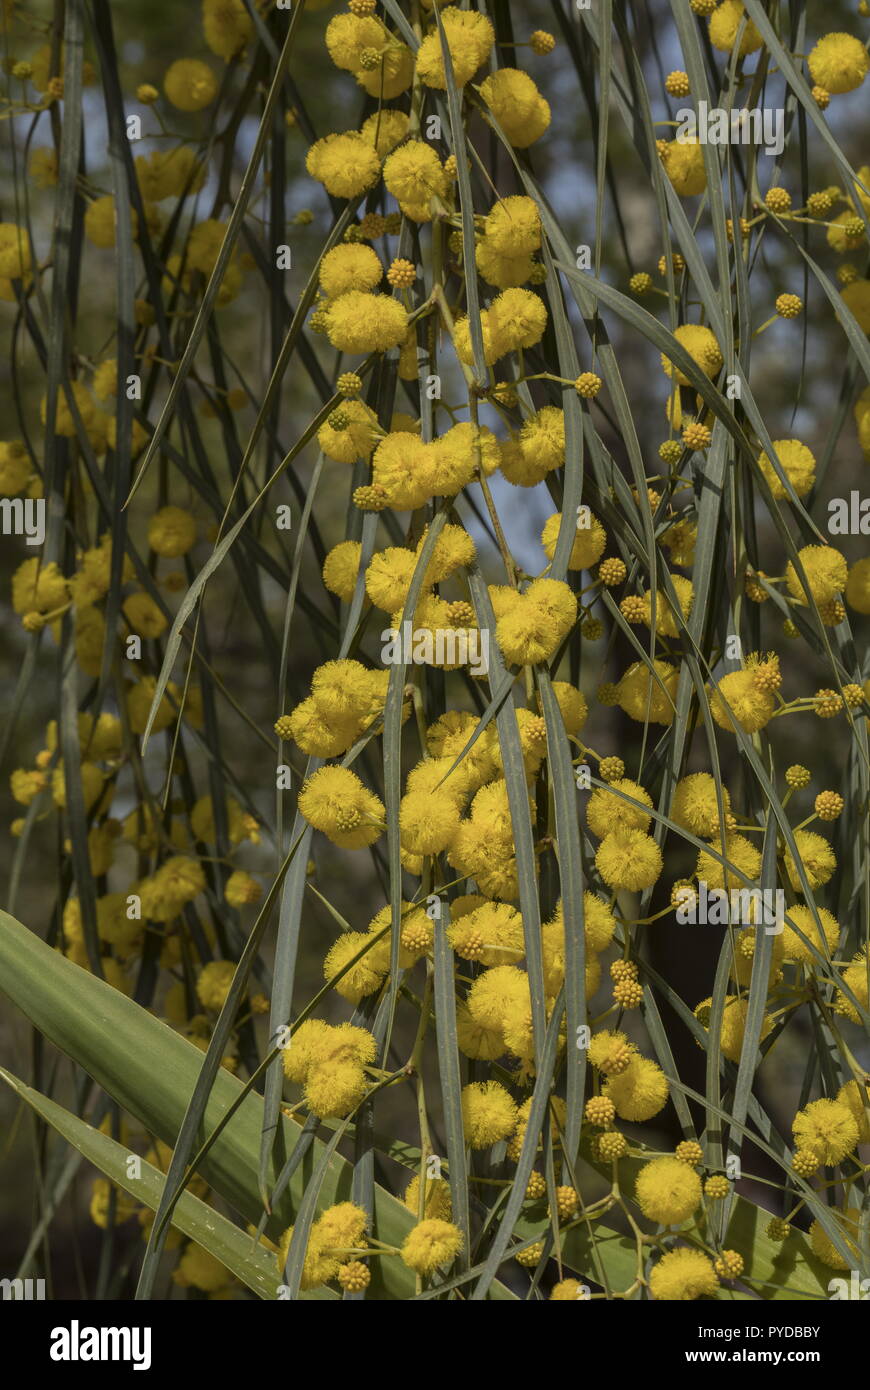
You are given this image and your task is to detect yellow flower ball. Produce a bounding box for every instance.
[649,1247,719,1300]
[757,439,816,498]
[595,829,663,891]
[401,1219,463,1274]
[415,7,494,88]
[541,510,606,570]
[604,1056,670,1121]
[322,539,362,601]
[793,1098,859,1165]
[809,1207,861,1270]
[635,1155,702,1225]
[671,772,731,838]
[324,291,407,354]
[784,829,836,891]
[480,68,550,147]
[709,668,775,734]
[148,505,198,557]
[318,242,383,297]
[708,0,763,55]
[461,1080,518,1148]
[196,959,237,1011]
[846,558,870,614]
[841,278,870,333]
[587,778,653,838]
[808,33,869,95]
[660,323,723,384]
[164,58,218,112]
[781,903,840,963]
[202,0,252,60]
[306,132,381,198]
[617,658,679,725]
[659,137,707,196]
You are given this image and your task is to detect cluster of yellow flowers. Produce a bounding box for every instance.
[3,0,868,1301]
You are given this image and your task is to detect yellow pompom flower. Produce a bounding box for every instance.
[709,666,775,734]
[781,903,840,964]
[323,540,362,601]
[617,659,679,726]
[793,1098,859,1165]
[541,510,606,570]
[297,765,385,849]
[659,137,706,196]
[164,58,218,111]
[401,1218,463,1274]
[0,223,31,280]
[323,931,384,1004]
[424,422,500,496]
[708,0,763,55]
[757,439,816,498]
[784,829,836,891]
[359,108,410,158]
[649,1247,719,1300]
[837,1080,870,1144]
[809,1208,861,1269]
[224,870,261,908]
[660,323,723,384]
[495,577,577,666]
[196,959,237,1011]
[785,544,847,606]
[404,1175,452,1221]
[549,680,588,734]
[694,994,773,1063]
[0,439,31,494]
[587,779,653,838]
[148,505,197,558]
[834,947,869,1020]
[317,399,379,464]
[318,242,383,297]
[483,196,542,257]
[325,12,385,70]
[84,195,137,249]
[355,41,414,100]
[324,291,407,354]
[480,68,551,147]
[12,556,69,619]
[595,829,663,891]
[415,7,494,88]
[671,772,731,838]
[461,1080,518,1148]
[28,146,58,189]
[305,132,381,198]
[635,1155,702,1225]
[399,786,461,855]
[202,0,253,60]
[550,1279,587,1300]
[846,558,870,614]
[370,431,436,510]
[489,287,548,351]
[695,832,761,891]
[122,591,168,640]
[383,139,446,205]
[448,901,524,966]
[841,279,870,333]
[604,1056,670,1121]
[808,33,869,95]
